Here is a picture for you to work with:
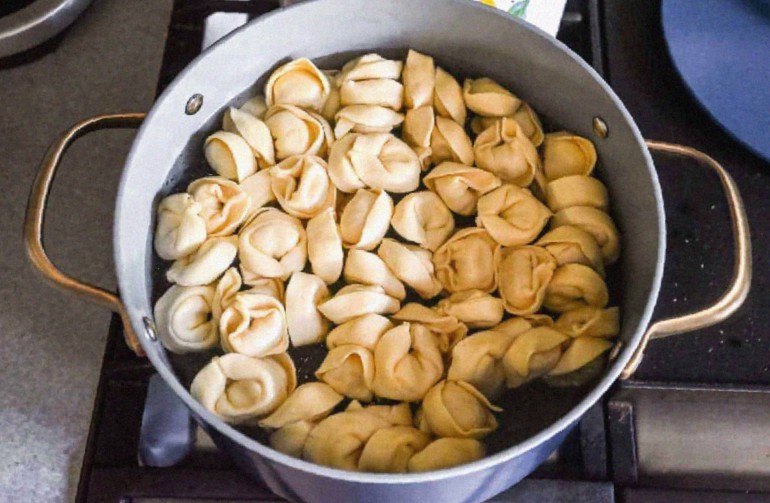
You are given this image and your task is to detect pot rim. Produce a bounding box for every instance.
[115,0,665,484]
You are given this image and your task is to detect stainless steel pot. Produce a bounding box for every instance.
[24,1,752,501]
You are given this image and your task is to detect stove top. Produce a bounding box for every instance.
[75,0,770,501]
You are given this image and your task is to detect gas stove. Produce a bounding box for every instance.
[75,1,770,501]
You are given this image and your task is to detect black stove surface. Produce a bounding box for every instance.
[76,0,770,501]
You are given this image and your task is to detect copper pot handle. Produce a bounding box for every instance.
[620,141,752,379]
[24,113,148,356]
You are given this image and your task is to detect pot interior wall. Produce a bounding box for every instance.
[117,0,663,460]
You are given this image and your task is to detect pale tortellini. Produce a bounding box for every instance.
[190,352,296,424]
[476,184,552,246]
[166,236,238,286]
[391,191,455,252]
[437,290,504,329]
[285,272,330,347]
[239,170,276,220]
[463,77,520,117]
[543,263,609,313]
[434,67,467,125]
[431,116,474,166]
[358,426,431,473]
[546,175,609,213]
[407,438,485,472]
[238,208,307,280]
[219,288,289,357]
[423,162,502,216]
[316,344,376,401]
[542,132,597,181]
[372,323,443,402]
[211,267,242,321]
[474,118,540,186]
[306,208,344,284]
[378,238,443,300]
[403,49,435,109]
[264,104,334,161]
[392,303,468,354]
[551,206,621,264]
[270,154,336,219]
[223,106,275,168]
[496,245,557,315]
[537,225,605,276]
[555,306,620,339]
[204,131,257,182]
[417,380,500,439]
[188,176,251,237]
[502,327,568,388]
[317,284,400,324]
[433,228,500,293]
[343,249,407,300]
[470,102,544,147]
[265,58,331,113]
[154,193,207,261]
[327,133,420,193]
[154,284,218,353]
[339,188,393,250]
[326,313,394,351]
[337,53,404,111]
[402,106,435,169]
[334,105,405,138]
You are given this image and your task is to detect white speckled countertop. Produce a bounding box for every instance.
[0,0,172,500]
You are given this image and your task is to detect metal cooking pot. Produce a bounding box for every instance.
[24,1,752,501]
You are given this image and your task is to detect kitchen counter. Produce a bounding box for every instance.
[0,0,173,500]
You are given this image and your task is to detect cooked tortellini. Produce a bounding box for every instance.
[402,106,435,169]
[476,184,552,246]
[238,208,307,280]
[536,225,605,276]
[315,344,376,401]
[270,154,336,219]
[434,67,467,125]
[154,284,218,353]
[447,330,519,399]
[548,336,614,381]
[154,193,207,261]
[555,306,620,339]
[463,77,520,117]
[438,290,504,329]
[407,438,485,472]
[326,313,394,351]
[469,102,544,147]
[264,104,334,161]
[359,426,432,473]
[318,284,400,324]
[423,162,502,216]
[219,288,289,357]
[204,131,258,182]
[344,249,406,300]
[211,267,241,321]
[474,118,540,186]
[377,238,443,300]
[306,208,344,285]
[223,106,275,168]
[433,228,500,293]
[542,132,597,181]
[551,206,621,264]
[417,380,500,439]
[285,272,330,347]
[166,236,238,286]
[265,58,331,113]
[372,323,444,402]
[431,116,474,166]
[190,352,296,423]
[334,105,404,138]
[392,191,455,251]
[337,53,404,111]
[188,176,251,237]
[546,175,609,213]
[502,327,568,388]
[496,245,557,315]
[403,50,435,109]
[544,263,609,313]
[339,188,393,250]
[327,133,420,193]
[391,303,468,353]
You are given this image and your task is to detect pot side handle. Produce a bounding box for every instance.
[24,113,147,356]
[620,141,752,379]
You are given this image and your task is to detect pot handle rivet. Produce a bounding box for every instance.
[186,94,204,115]
[593,116,609,138]
[143,317,158,341]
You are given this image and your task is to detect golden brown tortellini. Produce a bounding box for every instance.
[437,290,504,329]
[265,58,331,113]
[344,249,407,300]
[463,77,520,117]
[315,344,376,401]
[190,352,296,424]
[372,323,444,402]
[447,330,518,399]
[431,116,474,166]
[204,131,257,182]
[391,191,455,252]
[154,193,207,261]
[166,236,238,286]
[327,133,420,193]
[502,327,568,388]
[270,155,336,219]
[358,426,431,473]
[391,303,468,353]
[423,162,502,216]
[474,118,540,186]
[417,380,500,439]
[433,228,500,293]
[326,313,394,351]
[223,106,275,168]
[407,438,485,472]
[545,175,609,213]
[238,208,307,280]
[188,176,251,237]
[339,188,394,250]
[154,284,218,354]
[377,238,443,300]
[306,208,344,285]
[551,206,621,264]
[547,336,613,376]
[496,245,558,315]
[317,284,400,324]
[542,132,597,181]
[285,272,330,347]
[543,263,609,313]
[536,225,605,276]
[434,67,467,124]
[403,49,435,109]
[476,184,552,246]
[219,288,289,357]
[264,104,334,161]
[554,306,620,339]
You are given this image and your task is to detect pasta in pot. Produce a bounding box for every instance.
[339,188,393,250]
[265,58,331,113]
[542,131,597,181]
[548,336,613,377]
[377,238,443,300]
[305,208,344,285]
[334,105,404,138]
[470,102,544,147]
[402,49,435,109]
[337,53,404,111]
[264,104,334,161]
[315,344,376,401]
[240,95,268,119]
[434,67,467,125]
[270,154,336,219]
[154,193,207,261]
[190,352,296,424]
[391,303,468,354]
[417,380,501,439]
[423,162,502,216]
[317,284,400,324]
[447,330,519,399]
[211,267,242,322]
[430,116,474,166]
[545,175,609,213]
[154,284,218,354]
[463,77,521,117]
[238,208,307,280]
[392,191,455,252]
[188,176,251,237]
[543,263,609,313]
[555,306,620,339]
[437,290,504,329]
[204,131,257,182]
[358,426,431,473]
[343,249,407,300]
[551,205,621,264]
[496,245,558,316]
[336,53,403,85]
[223,106,275,168]
[502,327,568,388]
[474,118,540,186]
[433,228,500,293]
[407,438,485,472]
[285,272,330,347]
[476,184,552,247]
[219,289,289,357]
[166,236,238,286]
[326,313,394,351]
[239,170,275,220]
[402,106,435,169]
[536,225,605,276]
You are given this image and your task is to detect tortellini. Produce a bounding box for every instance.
[334,105,404,138]
[547,336,613,377]
[554,306,620,339]
[223,106,275,168]
[392,191,455,252]
[496,245,557,315]
[265,58,331,113]
[545,175,609,213]
[154,193,207,261]
[407,438,485,472]
[437,290,504,329]
[306,208,344,284]
[239,170,276,220]
[372,323,444,402]
[204,131,257,182]
[270,154,336,219]
[337,53,404,110]
[154,284,218,353]
[377,238,443,300]
[469,102,544,147]
[433,228,500,293]
[417,380,500,439]
[318,284,400,324]
[542,132,597,181]
[339,188,393,250]
[431,116,474,166]
[551,206,621,264]
[359,426,431,473]
[392,303,468,355]
[474,118,540,186]
[543,263,609,313]
[476,184,552,246]
[285,273,330,347]
[238,208,307,280]
[403,50,435,109]
[188,176,251,237]
[434,67,467,125]
[264,104,334,161]
[463,77,520,117]
[447,330,519,399]
[190,352,296,423]
[219,288,289,357]
[423,162,502,216]
[316,344,376,401]
[326,313,394,351]
[212,267,241,321]
[502,327,568,388]
[166,236,238,286]
[403,106,435,169]
[536,225,605,276]
[344,249,407,300]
